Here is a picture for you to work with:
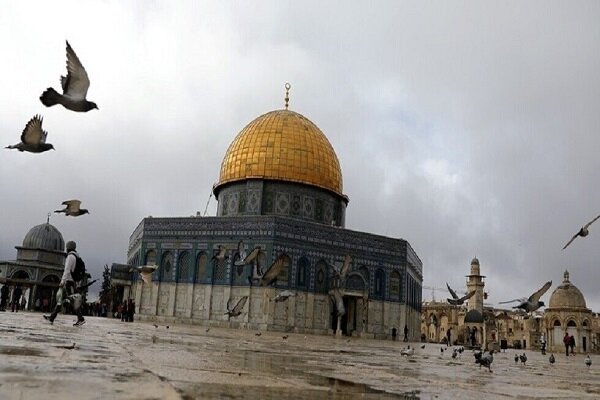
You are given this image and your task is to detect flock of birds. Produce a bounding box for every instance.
[398,344,593,374]
[6,40,95,216]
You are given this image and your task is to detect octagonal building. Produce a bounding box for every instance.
[128,98,423,338]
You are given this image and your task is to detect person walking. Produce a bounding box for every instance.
[569,335,576,356]
[43,241,86,326]
[403,324,409,342]
[11,286,22,312]
[563,332,570,356]
[0,285,9,311]
[446,328,452,346]
[540,333,547,355]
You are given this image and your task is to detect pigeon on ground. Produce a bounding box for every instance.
[56,343,77,350]
[255,332,261,337]
[420,344,426,349]
[499,281,552,313]
[205,328,210,333]
[224,296,248,318]
[446,283,476,306]
[458,346,464,354]
[440,347,444,353]
[585,354,592,368]
[259,255,288,286]
[452,349,458,359]
[514,354,519,364]
[6,115,55,153]
[153,324,158,328]
[282,335,289,340]
[475,350,494,372]
[40,41,98,112]
[400,346,414,356]
[549,354,555,365]
[211,245,229,263]
[54,200,89,217]
[563,215,600,250]
[136,265,158,284]
[272,290,296,302]
[520,353,527,366]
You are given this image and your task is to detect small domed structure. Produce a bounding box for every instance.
[464,309,484,323]
[22,223,65,252]
[544,270,592,354]
[548,270,587,309]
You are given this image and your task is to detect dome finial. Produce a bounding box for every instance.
[284,82,291,110]
[46,212,51,224]
[564,269,570,283]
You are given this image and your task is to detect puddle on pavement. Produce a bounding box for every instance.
[0,345,44,357]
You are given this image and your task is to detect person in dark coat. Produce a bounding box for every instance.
[0,285,9,311]
[563,332,570,356]
[569,335,576,355]
[11,286,22,312]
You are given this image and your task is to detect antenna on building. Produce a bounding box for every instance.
[203,191,213,216]
[284,82,291,110]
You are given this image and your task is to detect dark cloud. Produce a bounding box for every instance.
[1,2,599,309]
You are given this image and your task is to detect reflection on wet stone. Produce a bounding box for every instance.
[1,313,600,399]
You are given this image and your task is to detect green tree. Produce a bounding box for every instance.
[99,264,112,305]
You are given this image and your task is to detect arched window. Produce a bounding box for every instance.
[275,254,291,288]
[195,252,208,283]
[145,250,157,266]
[315,260,328,293]
[297,257,309,288]
[553,320,562,327]
[567,320,577,327]
[161,252,173,281]
[583,320,589,327]
[389,270,400,300]
[177,251,190,283]
[11,270,30,280]
[212,247,228,284]
[374,269,385,298]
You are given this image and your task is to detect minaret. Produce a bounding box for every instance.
[466,257,485,312]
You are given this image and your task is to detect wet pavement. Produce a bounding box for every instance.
[1,312,599,399]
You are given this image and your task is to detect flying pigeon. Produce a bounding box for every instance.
[331,288,345,317]
[272,290,296,303]
[499,281,552,313]
[563,215,600,250]
[258,255,288,286]
[5,115,55,153]
[451,349,458,359]
[585,354,592,369]
[446,283,476,306]
[519,353,527,366]
[235,246,264,266]
[54,200,89,217]
[327,255,353,279]
[549,354,555,365]
[136,265,158,284]
[211,245,229,263]
[224,296,248,318]
[40,41,98,112]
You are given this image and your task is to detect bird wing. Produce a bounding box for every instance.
[259,255,288,286]
[584,215,600,230]
[241,247,262,265]
[562,233,579,250]
[458,290,476,302]
[226,297,233,312]
[446,283,459,300]
[20,115,46,145]
[499,298,527,304]
[528,280,552,303]
[62,200,82,212]
[338,255,352,279]
[62,41,90,100]
[231,296,248,314]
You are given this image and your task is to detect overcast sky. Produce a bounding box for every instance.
[1,2,599,310]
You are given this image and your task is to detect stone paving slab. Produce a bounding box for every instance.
[1,312,599,399]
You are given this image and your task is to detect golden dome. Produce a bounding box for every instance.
[216,109,343,196]
[548,270,587,309]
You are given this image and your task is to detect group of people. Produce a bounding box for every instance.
[0,284,25,312]
[563,332,577,356]
[117,299,135,322]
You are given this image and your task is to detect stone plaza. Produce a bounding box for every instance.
[1,312,599,399]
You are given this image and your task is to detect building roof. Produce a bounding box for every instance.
[215,109,344,197]
[21,223,64,253]
[464,309,484,323]
[548,270,587,309]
